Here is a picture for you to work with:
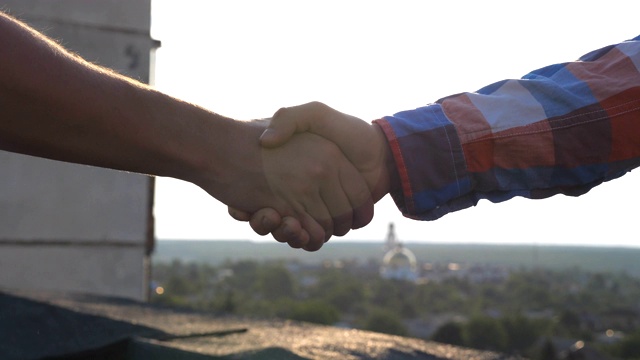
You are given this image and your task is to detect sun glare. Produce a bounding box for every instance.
[152,1,640,246]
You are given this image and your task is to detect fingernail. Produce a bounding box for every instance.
[283,224,294,237]
[259,129,271,141]
[262,216,273,230]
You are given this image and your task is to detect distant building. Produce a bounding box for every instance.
[0,0,159,301]
[380,223,418,282]
[383,222,399,252]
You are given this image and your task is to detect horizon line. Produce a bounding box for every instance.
[155,238,640,249]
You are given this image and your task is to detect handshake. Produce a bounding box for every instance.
[1,11,396,253]
[219,102,396,252]
[6,10,639,254]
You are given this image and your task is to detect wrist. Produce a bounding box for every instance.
[182,116,268,208]
[371,123,398,201]
[385,142,401,196]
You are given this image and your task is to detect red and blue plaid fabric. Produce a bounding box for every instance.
[374,35,640,220]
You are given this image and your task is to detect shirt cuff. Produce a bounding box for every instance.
[373,104,473,220]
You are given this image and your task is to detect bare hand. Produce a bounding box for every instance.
[217,119,373,251]
[229,102,394,245]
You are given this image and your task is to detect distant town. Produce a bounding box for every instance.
[154,223,640,278]
[152,223,640,359]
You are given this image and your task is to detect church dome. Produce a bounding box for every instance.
[380,245,418,281]
[383,246,417,269]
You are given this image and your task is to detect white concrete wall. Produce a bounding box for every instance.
[0,156,150,242]
[0,245,148,300]
[0,0,156,301]
[0,0,151,32]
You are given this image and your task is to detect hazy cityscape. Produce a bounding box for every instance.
[151,224,640,359]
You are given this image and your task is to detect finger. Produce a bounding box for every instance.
[260,102,332,148]
[318,182,353,237]
[262,102,370,163]
[248,208,282,236]
[300,192,334,243]
[352,197,375,229]
[271,216,308,247]
[338,161,375,229]
[228,207,251,222]
[259,106,304,148]
[298,213,329,252]
[272,213,327,251]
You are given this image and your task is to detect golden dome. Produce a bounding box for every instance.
[380,245,418,281]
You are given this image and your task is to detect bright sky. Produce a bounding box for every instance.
[150,0,640,247]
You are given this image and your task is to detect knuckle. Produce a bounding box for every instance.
[305,162,330,181]
[308,101,327,112]
[272,106,290,120]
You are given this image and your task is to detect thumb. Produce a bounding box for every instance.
[228,206,251,221]
[259,106,307,148]
[259,126,294,148]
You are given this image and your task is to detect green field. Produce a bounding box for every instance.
[153,240,640,277]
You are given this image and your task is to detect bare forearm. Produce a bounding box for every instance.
[0,12,244,187]
[0,13,378,248]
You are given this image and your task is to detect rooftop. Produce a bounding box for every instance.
[0,290,519,360]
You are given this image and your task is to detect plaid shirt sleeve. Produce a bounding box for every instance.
[373,35,640,220]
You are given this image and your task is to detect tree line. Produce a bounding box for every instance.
[151,258,640,359]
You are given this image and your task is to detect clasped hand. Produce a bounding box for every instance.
[228,102,392,251]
